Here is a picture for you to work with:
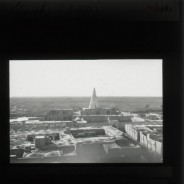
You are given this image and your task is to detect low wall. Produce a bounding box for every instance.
[125,124,138,141]
[125,124,162,156]
[140,131,162,155]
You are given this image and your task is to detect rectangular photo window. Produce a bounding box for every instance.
[9,59,163,163]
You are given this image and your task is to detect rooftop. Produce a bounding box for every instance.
[83,108,111,110]
[50,109,73,111]
[25,121,72,124]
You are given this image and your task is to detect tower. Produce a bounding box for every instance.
[89,88,100,109]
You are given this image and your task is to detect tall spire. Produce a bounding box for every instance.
[89,88,100,109]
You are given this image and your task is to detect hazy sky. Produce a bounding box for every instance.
[10,60,162,97]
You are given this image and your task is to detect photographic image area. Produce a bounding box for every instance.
[10,60,163,163]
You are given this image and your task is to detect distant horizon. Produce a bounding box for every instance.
[10,96,162,98]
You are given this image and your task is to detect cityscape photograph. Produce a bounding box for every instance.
[10,60,163,163]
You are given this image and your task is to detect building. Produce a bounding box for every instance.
[76,88,132,123]
[131,116,145,122]
[81,108,117,116]
[10,120,74,131]
[35,135,47,148]
[26,131,60,142]
[89,88,100,109]
[124,123,163,156]
[145,113,162,120]
[44,109,73,121]
[82,88,119,115]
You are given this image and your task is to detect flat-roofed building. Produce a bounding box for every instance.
[81,108,118,116]
[19,120,73,131]
[77,89,131,124]
[35,135,46,148]
[75,114,132,123]
[44,109,73,121]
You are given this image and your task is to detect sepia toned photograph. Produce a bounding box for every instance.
[10,60,163,163]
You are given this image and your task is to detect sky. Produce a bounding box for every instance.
[10,60,162,97]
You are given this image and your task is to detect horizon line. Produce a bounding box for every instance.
[10,96,162,98]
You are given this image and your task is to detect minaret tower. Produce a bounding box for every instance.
[89,88,100,109]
